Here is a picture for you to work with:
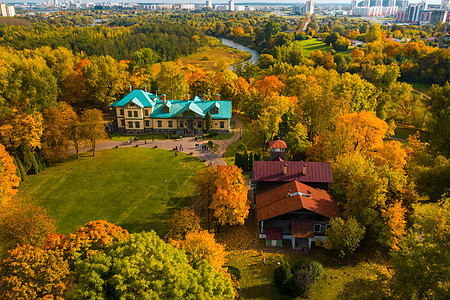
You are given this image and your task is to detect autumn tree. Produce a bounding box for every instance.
[381,200,407,251]
[45,220,129,263]
[428,82,450,157]
[80,109,107,156]
[211,165,249,226]
[71,231,234,299]
[157,61,189,100]
[65,105,84,159]
[193,165,249,228]
[205,111,212,133]
[171,230,228,273]
[323,217,365,263]
[0,110,43,151]
[0,143,20,206]
[0,245,72,300]
[390,201,450,299]
[168,207,201,239]
[41,103,74,162]
[0,198,56,250]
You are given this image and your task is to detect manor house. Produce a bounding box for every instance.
[109,89,232,135]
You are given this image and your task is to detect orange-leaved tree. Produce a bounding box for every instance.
[45,220,129,262]
[211,165,249,226]
[80,109,107,157]
[0,244,72,300]
[0,143,20,206]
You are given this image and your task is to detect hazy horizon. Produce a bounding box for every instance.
[4,0,443,5]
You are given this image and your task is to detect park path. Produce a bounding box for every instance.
[77,118,243,166]
[214,117,242,158]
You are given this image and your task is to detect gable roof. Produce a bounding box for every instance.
[174,101,205,117]
[255,181,341,221]
[269,140,287,149]
[109,90,157,108]
[253,161,333,184]
[111,90,232,119]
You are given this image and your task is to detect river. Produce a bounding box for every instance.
[219,37,260,65]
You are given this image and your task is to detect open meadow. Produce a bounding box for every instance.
[19,147,204,235]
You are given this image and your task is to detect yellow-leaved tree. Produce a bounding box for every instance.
[171,230,227,274]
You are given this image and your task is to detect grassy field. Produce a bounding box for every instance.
[299,39,332,56]
[393,125,429,142]
[179,37,251,71]
[227,249,388,300]
[409,82,432,96]
[19,148,204,235]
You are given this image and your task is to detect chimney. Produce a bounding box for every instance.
[203,94,206,101]
[162,94,166,103]
[217,94,220,101]
[144,85,147,92]
[186,94,189,101]
[129,86,132,92]
[283,163,287,175]
[303,164,307,175]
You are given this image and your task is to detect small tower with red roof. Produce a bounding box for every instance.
[269,139,287,161]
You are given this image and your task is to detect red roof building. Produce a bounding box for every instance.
[253,161,333,190]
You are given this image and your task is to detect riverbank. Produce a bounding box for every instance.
[178,36,251,71]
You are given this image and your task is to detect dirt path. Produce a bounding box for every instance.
[214,117,242,158]
[75,119,243,166]
[413,89,431,99]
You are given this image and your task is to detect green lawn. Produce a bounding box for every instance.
[394,126,429,142]
[109,132,180,141]
[408,82,432,96]
[227,249,389,300]
[299,39,332,56]
[222,118,264,166]
[19,148,204,235]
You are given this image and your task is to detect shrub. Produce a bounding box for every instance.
[207,140,214,148]
[154,145,158,148]
[293,260,324,281]
[135,145,139,147]
[115,146,118,148]
[189,152,193,155]
[225,265,241,281]
[291,270,312,297]
[207,132,219,138]
[273,260,291,293]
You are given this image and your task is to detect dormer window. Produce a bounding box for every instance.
[211,101,220,114]
[163,101,172,113]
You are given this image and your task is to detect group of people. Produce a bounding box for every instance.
[196,143,209,150]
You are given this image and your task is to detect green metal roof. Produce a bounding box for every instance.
[111,90,232,120]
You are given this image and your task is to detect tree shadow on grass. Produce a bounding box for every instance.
[241,283,273,300]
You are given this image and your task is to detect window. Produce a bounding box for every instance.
[197,121,202,128]
[121,120,125,126]
[135,122,140,128]
[145,120,150,127]
[128,111,132,117]
[163,107,170,113]
[128,121,133,128]
[313,224,321,232]
[133,111,138,117]
[168,121,173,128]
[220,121,225,128]
[212,107,219,114]
[157,120,162,127]
[120,109,124,116]
[144,110,149,116]
[179,121,184,128]
[326,224,332,230]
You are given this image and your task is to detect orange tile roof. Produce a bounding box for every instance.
[268,140,287,149]
[255,181,341,222]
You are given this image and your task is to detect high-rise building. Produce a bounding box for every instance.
[229,0,234,11]
[0,3,7,16]
[442,0,449,9]
[305,0,315,15]
[206,0,212,9]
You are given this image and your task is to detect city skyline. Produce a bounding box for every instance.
[4,0,444,4]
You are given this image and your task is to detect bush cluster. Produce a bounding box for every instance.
[273,259,323,298]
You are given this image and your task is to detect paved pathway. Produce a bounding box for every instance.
[78,118,243,166]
